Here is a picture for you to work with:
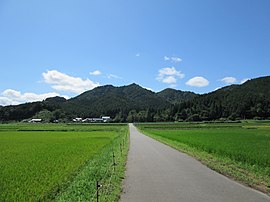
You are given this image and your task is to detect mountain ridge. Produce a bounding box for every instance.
[0,76,270,122]
[62,83,173,117]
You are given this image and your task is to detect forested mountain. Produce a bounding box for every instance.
[0,76,270,122]
[172,76,270,121]
[62,83,170,118]
[157,88,198,104]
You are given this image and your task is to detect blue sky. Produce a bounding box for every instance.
[0,0,270,105]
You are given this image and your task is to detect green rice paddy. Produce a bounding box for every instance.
[0,123,128,201]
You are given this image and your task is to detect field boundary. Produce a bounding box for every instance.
[55,128,129,202]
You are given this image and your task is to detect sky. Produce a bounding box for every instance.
[0,0,270,106]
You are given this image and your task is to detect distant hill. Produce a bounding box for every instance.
[0,102,50,121]
[0,76,270,122]
[157,88,198,104]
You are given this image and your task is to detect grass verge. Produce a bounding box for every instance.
[55,126,129,202]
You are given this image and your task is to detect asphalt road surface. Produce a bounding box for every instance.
[120,123,270,202]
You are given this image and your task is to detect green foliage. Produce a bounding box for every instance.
[185,114,201,122]
[33,109,54,122]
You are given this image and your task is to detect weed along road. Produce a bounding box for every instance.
[120,124,270,202]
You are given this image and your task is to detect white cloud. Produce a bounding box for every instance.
[164,56,170,61]
[186,76,209,87]
[0,89,67,106]
[136,53,140,57]
[221,77,237,84]
[43,70,99,94]
[164,56,182,63]
[107,74,122,79]
[0,97,16,106]
[171,57,182,63]
[157,67,184,85]
[162,76,177,84]
[158,67,185,78]
[90,70,102,76]
[2,89,21,100]
[240,78,249,84]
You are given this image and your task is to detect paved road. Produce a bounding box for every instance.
[120,123,270,202]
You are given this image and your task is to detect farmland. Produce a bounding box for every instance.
[0,123,128,201]
[136,121,270,194]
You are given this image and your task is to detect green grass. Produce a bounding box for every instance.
[137,122,270,194]
[0,123,128,201]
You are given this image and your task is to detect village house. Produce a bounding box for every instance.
[28,119,42,123]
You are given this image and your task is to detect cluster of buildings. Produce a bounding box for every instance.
[72,116,111,123]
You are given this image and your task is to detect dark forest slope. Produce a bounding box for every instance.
[157,88,197,104]
[173,76,270,121]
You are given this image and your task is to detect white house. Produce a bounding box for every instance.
[72,118,83,122]
[102,116,111,122]
[28,119,42,123]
